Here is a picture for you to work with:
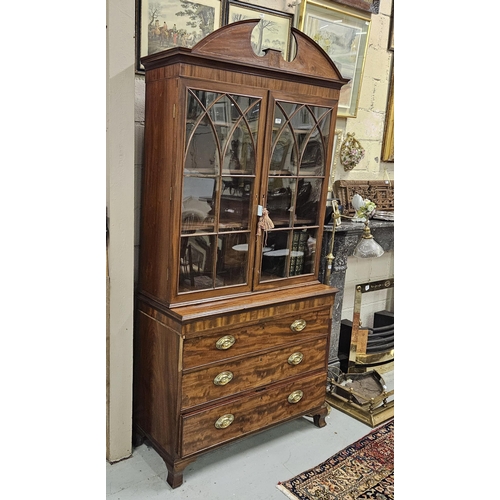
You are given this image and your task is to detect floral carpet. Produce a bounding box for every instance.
[277,419,394,500]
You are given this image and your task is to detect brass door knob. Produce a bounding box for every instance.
[215,413,234,429]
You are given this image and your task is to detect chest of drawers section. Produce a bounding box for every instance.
[134,284,337,488]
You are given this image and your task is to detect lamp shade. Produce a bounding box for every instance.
[353,237,385,258]
[353,222,384,258]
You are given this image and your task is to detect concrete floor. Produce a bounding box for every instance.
[106,371,393,500]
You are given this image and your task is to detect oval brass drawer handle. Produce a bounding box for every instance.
[288,390,304,404]
[216,335,236,350]
[213,371,233,386]
[290,319,307,332]
[287,352,304,365]
[215,413,234,429]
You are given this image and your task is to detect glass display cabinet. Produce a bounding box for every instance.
[134,20,346,488]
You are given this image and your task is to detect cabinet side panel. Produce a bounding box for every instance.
[134,309,181,456]
[139,78,178,303]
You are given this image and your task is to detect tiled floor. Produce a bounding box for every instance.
[107,371,393,500]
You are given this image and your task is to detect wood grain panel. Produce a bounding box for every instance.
[177,67,341,100]
[138,286,335,339]
[181,371,326,456]
[172,284,336,330]
[134,311,182,453]
[183,307,331,369]
[181,337,328,409]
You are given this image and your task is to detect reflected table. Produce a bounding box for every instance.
[232,244,271,253]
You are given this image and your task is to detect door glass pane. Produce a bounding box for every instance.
[260,230,291,280]
[185,118,219,175]
[220,176,253,230]
[187,90,206,122]
[259,228,317,281]
[208,94,231,124]
[279,101,299,118]
[181,177,216,234]
[179,235,223,292]
[270,127,295,175]
[216,233,249,286]
[313,105,331,121]
[290,228,317,276]
[266,177,296,228]
[271,105,286,144]
[295,177,322,226]
[222,124,255,174]
[290,104,308,131]
[298,133,324,175]
[220,97,260,175]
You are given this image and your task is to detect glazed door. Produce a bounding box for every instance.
[177,82,268,300]
[255,94,336,289]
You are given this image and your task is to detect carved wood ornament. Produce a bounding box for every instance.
[334,180,394,216]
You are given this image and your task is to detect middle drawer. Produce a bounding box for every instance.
[181,337,328,410]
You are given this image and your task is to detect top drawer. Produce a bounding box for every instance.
[183,306,331,370]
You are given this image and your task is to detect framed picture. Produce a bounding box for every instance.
[327,0,375,13]
[381,69,394,162]
[212,101,227,123]
[137,0,222,71]
[297,0,371,118]
[225,1,293,61]
[327,129,344,194]
[388,5,394,51]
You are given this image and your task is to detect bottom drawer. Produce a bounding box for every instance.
[181,371,326,457]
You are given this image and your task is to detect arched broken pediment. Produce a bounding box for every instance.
[191,19,348,85]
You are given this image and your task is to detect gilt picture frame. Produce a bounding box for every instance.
[328,129,344,194]
[225,1,293,61]
[137,0,222,71]
[297,0,371,118]
[388,5,394,51]
[381,69,394,162]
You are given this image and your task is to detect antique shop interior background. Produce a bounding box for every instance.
[107,0,394,464]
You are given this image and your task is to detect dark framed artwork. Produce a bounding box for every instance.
[136,0,222,71]
[224,0,294,61]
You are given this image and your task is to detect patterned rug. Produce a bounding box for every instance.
[277,419,394,500]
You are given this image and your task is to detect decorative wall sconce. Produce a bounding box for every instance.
[340,132,365,171]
